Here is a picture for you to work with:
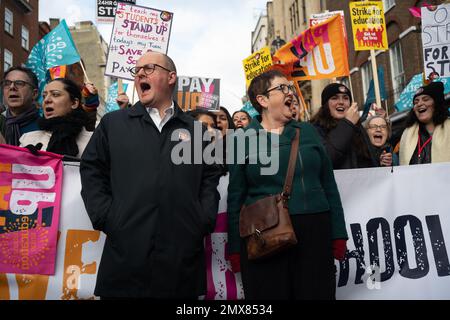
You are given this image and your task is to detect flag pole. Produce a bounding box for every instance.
[370,49,382,114]
[117,79,123,94]
[132,83,136,104]
[79,60,90,83]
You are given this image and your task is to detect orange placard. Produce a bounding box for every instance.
[272,15,349,81]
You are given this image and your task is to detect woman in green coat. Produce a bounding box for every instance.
[227,70,348,299]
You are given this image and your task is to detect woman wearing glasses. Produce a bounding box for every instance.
[311,83,377,169]
[364,115,397,167]
[19,78,92,158]
[399,81,450,165]
[227,70,348,299]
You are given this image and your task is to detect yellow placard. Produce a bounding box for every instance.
[349,1,388,51]
[243,47,273,88]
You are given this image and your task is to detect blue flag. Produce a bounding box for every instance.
[241,101,259,118]
[361,67,386,122]
[395,74,450,112]
[105,82,129,114]
[25,20,81,100]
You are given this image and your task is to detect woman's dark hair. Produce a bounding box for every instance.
[310,100,337,130]
[404,97,449,128]
[247,70,286,114]
[4,66,39,89]
[47,78,82,107]
[186,109,217,128]
[219,106,235,130]
[232,110,252,120]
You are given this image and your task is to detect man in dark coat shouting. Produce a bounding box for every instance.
[80,52,221,299]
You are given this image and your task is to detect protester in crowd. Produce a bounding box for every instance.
[187,108,218,140]
[232,110,251,129]
[290,93,301,121]
[399,81,450,165]
[311,83,377,169]
[216,106,235,137]
[364,115,397,167]
[227,70,348,299]
[19,78,91,158]
[0,66,40,145]
[80,51,222,299]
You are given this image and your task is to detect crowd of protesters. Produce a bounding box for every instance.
[1,50,450,300]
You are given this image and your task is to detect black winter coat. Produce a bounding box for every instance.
[313,119,377,169]
[80,102,221,298]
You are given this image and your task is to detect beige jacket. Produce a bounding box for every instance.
[19,127,93,158]
[399,119,450,165]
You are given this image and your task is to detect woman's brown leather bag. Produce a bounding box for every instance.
[239,129,300,260]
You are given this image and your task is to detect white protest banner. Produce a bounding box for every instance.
[422,4,450,78]
[174,76,221,111]
[105,3,174,80]
[97,0,136,24]
[334,163,450,299]
[0,164,105,300]
[1,163,449,299]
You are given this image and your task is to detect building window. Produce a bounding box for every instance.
[383,0,395,11]
[295,0,300,27]
[389,41,405,102]
[21,26,29,50]
[361,61,373,100]
[301,0,307,24]
[4,49,13,71]
[5,8,14,35]
[320,0,327,12]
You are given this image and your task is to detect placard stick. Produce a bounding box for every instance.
[370,49,382,111]
[79,61,90,83]
[118,79,123,94]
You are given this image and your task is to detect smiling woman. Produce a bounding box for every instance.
[399,81,450,165]
[19,78,92,158]
[311,83,377,169]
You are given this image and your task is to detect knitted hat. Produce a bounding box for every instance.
[413,81,444,107]
[321,83,352,107]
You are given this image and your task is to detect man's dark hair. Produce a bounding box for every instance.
[247,70,286,114]
[3,66,39,89]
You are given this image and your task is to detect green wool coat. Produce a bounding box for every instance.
[227,118,348,254]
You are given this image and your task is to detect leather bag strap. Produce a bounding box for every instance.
[282,128,300,200]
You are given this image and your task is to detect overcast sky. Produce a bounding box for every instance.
[39,0,268,114]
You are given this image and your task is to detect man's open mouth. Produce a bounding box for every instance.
[140,83,151,93]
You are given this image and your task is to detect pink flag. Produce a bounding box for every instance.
[0,144,63,275]
[409,7,422,18]
[409,3,433,18]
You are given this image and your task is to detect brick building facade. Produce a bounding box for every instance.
[0,0,40,76]
[327,0,445,112]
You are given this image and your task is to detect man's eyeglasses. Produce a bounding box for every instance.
[368,124,388,130]
[1,80,34,90]
[265,84,296,95]
[130,63,173,77]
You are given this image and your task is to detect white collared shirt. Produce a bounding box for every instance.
[146,102,175,132]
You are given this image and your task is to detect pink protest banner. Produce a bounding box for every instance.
[0,145,63,275]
